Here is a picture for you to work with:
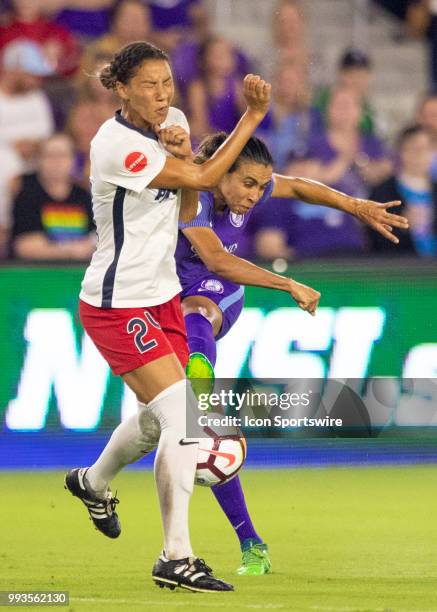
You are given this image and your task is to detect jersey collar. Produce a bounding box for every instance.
[115,110,159,141]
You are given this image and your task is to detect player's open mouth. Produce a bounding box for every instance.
[157,107,169,117]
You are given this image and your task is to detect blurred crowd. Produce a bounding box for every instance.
[1,0,437,263]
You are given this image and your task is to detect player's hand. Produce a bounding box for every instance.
[155,125,193,159]
[353,199,409,244]
[243,74,271,120]
[289,281,320,316]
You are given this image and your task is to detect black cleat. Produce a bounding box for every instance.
[64,468,121,539]
[152,554,234,592]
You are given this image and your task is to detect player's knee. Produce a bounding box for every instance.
[182,297,219,322]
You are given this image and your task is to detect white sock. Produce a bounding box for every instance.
[143,379,198,560]
[86,406,160,497]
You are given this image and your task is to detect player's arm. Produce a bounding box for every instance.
[149,75,271,191]
[271,173,409,245]
[182,226,320,315]
[179,189,199,224]
[155,125,200,224]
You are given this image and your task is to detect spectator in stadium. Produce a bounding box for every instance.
[248,88,392,260]
[66,99,112,189]
[258,0,314,86]
[0,148,21,258]
[417,92,437,179]
[147,0,208,53]
[50,0,114,41]
[289,86,392,197]
[0,0,10,24]
[407,0,437,92]
[0,39,55,255]
[169,1,250,100]
[368,124,437,256]
[270,0,308,73]
[247,156,370,261]
[187,36,247,142]
[80,0,152,77]
[314,48,379,136]
[260,60,324,170]
[0,40,54,200]
[0,0,81,77]
[76,47,118,114]
[11,133,96,261]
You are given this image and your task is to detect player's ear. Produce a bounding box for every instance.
[115,81,129,101]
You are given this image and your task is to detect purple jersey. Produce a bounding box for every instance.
[176,180,275,290]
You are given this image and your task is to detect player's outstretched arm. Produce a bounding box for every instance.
[149,75,271,191]
[271,174,409,245]
[182,226,320,316]
[154,125,200,224]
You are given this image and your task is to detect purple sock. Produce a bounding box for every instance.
[212,475,262,548]
[184,312,217,366]
[185,314,260,547]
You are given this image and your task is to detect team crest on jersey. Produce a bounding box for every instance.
[199,279,224,294]
[229,212,245,228]
[124,151,148,173]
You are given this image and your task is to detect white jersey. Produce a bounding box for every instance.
[80,107,189,308]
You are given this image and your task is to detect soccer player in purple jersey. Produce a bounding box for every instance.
[175,131,409,576]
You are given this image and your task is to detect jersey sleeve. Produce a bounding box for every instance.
[179,191,213,229]
[95,134,166,194]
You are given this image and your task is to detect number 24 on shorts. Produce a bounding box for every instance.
[127,311,161,354]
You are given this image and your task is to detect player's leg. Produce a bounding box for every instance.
[118,355,230,591]
[74,299,195,561]
[69,299,232,591]
[182,283,271,575]
[85,407,159,496]
[125,297,232,591]
[67,301,193,541]
[65,410,159,538]
[123,356,195,560]
[182,295,220,394]
[82,299,196,502]
[65,302,186,540]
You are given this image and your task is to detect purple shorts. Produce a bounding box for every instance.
[180,277,244,340]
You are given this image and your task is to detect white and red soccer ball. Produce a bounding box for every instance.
[195,421,247,487]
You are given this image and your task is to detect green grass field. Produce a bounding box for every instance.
[1,466,436,612]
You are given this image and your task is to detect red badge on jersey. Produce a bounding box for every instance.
[124,151,148,173]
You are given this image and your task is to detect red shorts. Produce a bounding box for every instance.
[79,295,189,376]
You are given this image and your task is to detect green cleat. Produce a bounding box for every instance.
[186,352,215,399]
[236,540,272,576]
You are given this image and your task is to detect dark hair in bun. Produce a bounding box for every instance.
[99,41,169,90]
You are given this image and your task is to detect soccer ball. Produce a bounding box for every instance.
[195,419,247,487]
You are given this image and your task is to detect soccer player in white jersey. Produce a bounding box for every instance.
[64,41,271,593]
